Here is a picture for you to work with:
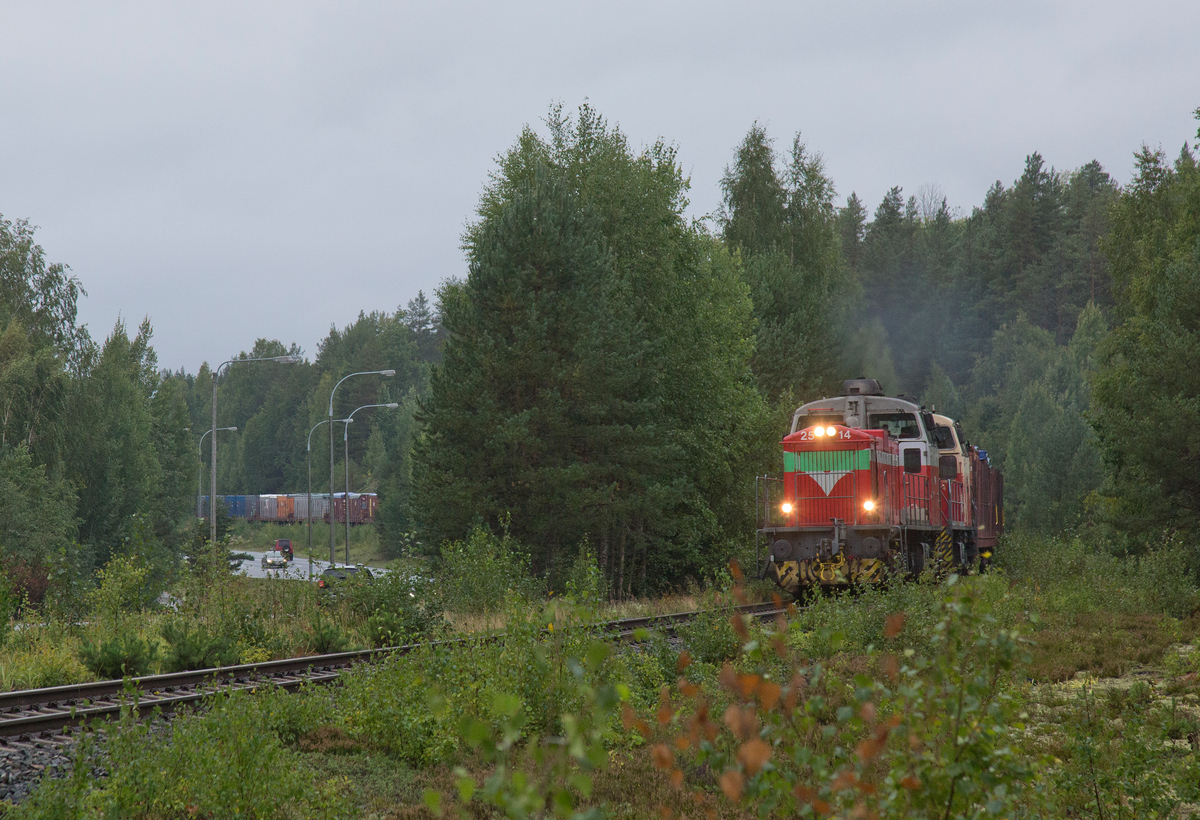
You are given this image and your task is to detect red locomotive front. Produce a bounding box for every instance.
[766,423,902,587]
[758,378,1003,592]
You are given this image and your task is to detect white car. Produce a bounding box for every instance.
[261,551,289,569]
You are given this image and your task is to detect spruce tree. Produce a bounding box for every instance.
[1093,123,1200,538]
[720,126,850,404]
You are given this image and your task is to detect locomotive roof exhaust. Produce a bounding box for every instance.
[841,378,885,396]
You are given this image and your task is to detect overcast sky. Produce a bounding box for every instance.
[2,1,1198,374]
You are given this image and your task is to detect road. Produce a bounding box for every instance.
[232,551,387,580]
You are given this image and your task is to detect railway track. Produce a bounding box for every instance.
[0,601,788,743]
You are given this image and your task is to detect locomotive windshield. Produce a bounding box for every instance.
[802,414,844,429]
[868,412,921,439]
[932,425,956,450]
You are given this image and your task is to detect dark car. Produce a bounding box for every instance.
[317,565,374,589]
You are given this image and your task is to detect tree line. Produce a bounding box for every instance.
[2,104,1198,602]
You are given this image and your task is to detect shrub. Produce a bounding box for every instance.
[238,681,340,747]
[790,576,950,660]
[160,619,239,672]
[422,600,628,818]
[86,554,151,630]
[560,541,606,601]
[339,649,452,766]
[1133,533,1200,618]
[435,525,539,614]
[649,577,1048,819]
[0,568,14,648]
[996,531,1200,619]
[675,593,742,665]
[78,632,158,679]
[617,643,672,713]
[343,568,436,636]
[10,690,350,819]
[1047,684,1196,817]
[0,558,51,611]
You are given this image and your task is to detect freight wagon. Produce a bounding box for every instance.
[324,493,380,525]
[198,492,375,525]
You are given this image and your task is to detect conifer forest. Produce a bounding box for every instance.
[6,104,1198,595]
[3,103,1200,818]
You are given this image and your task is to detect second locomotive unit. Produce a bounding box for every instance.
[757,378,1003,593]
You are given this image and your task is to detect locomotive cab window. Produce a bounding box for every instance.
[801,414,844,429]
[933,425,956,450]
[867,412,920,439]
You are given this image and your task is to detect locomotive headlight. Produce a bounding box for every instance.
[781,502,793,514]
[863,500,875,511]
[814,427,825,437]
[825,426,837,436]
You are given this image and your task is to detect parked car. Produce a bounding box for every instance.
[317,565,374,589]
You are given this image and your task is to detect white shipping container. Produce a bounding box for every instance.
[292,495,326,520]
[294,497,329,519]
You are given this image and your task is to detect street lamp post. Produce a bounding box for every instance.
[306,417,347,576]
[328,370,394,566]
[342,403,400,565]
[211,355,302,546]
[198,426,237,518]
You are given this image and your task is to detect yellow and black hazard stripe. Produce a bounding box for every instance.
[933,528,954,573]
[853,558,886,584]
[774,559,801,593]
[774,555,888,591]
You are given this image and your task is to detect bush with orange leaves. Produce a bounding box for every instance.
[647,570,1049,819]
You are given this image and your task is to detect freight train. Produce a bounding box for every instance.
[197,492,379,525]
[756,378,1003,593]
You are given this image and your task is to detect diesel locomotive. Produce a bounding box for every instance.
[757,378,1003,593]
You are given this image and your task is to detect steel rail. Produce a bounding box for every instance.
[0,601,790,740]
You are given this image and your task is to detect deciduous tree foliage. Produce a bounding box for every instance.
[415,106,769,593]
[67,319,193,566]
[1,216,196,589]
[1,215,82,588]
